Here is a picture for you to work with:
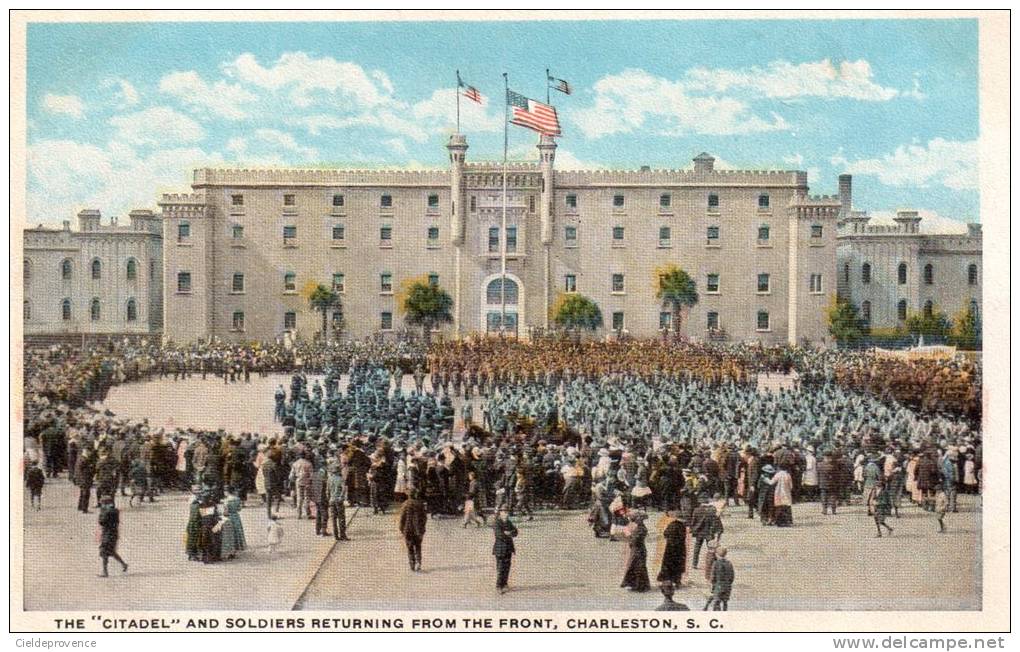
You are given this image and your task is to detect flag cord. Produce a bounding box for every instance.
[501,72,508,337]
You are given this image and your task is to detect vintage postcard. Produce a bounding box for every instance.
[8,9,1010,638]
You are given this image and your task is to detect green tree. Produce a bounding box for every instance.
[827,297,866,345]
[949,303,981,350]
[905,306,952,342]
[308,284,342,340]
[401,280,453,343]
[655,265,698,339]
[551,292,603,340]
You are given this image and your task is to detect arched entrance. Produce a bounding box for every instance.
[481,272,523,336]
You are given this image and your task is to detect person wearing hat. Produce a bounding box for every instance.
[655,581,690,611]
[492,507,518,594]
[97,495,128,577]
[689,495,723,569]
[326,460,350,542]
[620,510,650,592]
[398,490,428,571]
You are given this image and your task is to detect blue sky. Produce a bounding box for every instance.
[25,19,979,230]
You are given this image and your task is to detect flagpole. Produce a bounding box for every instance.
[501,72,509,337]
[455,70,461,133]
[546,68,550,104]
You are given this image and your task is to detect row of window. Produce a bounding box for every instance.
[184,271,442,295]
[585,272,822,295]
[230,193,441,211]
[849,262,979,286]
[858,299,980,323]
[30,298,140,322]
[43,258,147,281]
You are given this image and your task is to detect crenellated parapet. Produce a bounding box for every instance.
[554,167,807,187]
[192,167,449,188]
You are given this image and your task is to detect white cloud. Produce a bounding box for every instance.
[573,69,788,139]
[159,70,255,120]
[686,59,901,102]
[286,110,429,143]
[384,138,408,156]
[102,78,140,109]
[834,138,977,190]
[782,153,805,167]
[411,88,503,133]
[42,93,84,119]
[868,210,975,234]
[27,139,224,221]
[109,107,205,146]
[222,129,318,166]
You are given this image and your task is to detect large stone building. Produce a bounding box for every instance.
[23,209,163,345]
[159,135,842,345]
[837,198,982,332]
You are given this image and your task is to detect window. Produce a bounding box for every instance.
[612,311,625,331]
[968,263,978,286]
[564,225,577,244]
[898,263,908,285]
[810,273,823,294]
[380,312,393,331]
[61,259,72,280]
[758,194,770,209]
[924,263,934,285]
[91,259,102,280]
[427,226,440,242]
[283,194,296,207]
[90,299,101,322]
[61,299,71,321]
[178,222,190,241]
[126,299,137,322]
[380,273,393,293]
[659,226,672,246]
[177,272,191,293]
[528,196,536,213]
[862,263,872,285]
[380,225,393,242]
[488,227,500,253]
[428,194,439,210]
[486,278,519,305]
[284,272,296,292]
[428,273,439,287]
[284,312,296,330]
[332,193,345,207]
[565,194,577,209]
[612,226,625,242]
[707,311,719,330]
[707,226,720,242]
[126,259,137,280]
[969,300,979,320]
[150,260,155,280]
[613,194,625,208]
[897,299,908,321]
[564,274,577,293]
[708,193,719,209]
[332,273,345,293]
[706,274,720,293]
[380,194,392,209]
[232,311,245,331]
[232,273,245,293]
[844,263,850,285]
[757,310,770,331]
[332,310,343,327]
[811,224,824,239]
[757,273,771,293]
[232,225,244,240]
[283,225,297,242]
[923,300,934,318]
[758,225,770,242]
[506,226,517,253]
[470,196,477,212]
[660,193,671,209]
[231,194,244,207]
[611,273,625,293]
[659,312,672,330]
[24,300,31,320]
[861,301,871,325]
[332,225,345,241]
[23,259,31,280]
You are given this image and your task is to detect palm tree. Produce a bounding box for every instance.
[401,280,453,343]
[656,265,698,340]
[308,284,342,341]
[551,292,603,341]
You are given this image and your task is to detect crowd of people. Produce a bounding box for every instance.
[21,334,982,604]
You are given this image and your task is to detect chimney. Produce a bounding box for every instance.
[693,152,715,173]
[62,220,70,231]
[838,174,852,219]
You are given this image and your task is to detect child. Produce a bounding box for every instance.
[266,514,284,554]
[128,458,149,507]
[935,489,949,533]
[25,460,45,510]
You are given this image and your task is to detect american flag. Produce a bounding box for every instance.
[549,76,572,95]
[457,72,483,104]
[507,89,561,136]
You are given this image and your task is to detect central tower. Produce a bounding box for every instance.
[537,134,557,328]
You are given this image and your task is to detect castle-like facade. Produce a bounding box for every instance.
[158,135,840,345]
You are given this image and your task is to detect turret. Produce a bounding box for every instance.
[838,174,853,219]
[77,209,101,232]
[537,134,556,245]
[446,134,468,245]
[894,210,922,234]
[693,152,715,173]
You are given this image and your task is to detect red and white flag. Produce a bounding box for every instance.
[507,89,561,136]
[457,72,483,104]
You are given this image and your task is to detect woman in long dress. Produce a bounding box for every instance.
[655,510,687,588]
[221,488,246,557]
[620,512,651,592]
[185,493,202,561]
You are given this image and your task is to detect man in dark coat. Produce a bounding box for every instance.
[398,491,428,571]
[492,507,518,594]
[97,496,128,577]
[704,546,734,611]
[75,448,96,513]
[689,497,722,569]
[656,511,687,587]
[817,451,839,515]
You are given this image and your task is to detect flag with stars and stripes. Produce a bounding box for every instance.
[457,72,483,104]
[506,89,561,136]
[549,76,572,95]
